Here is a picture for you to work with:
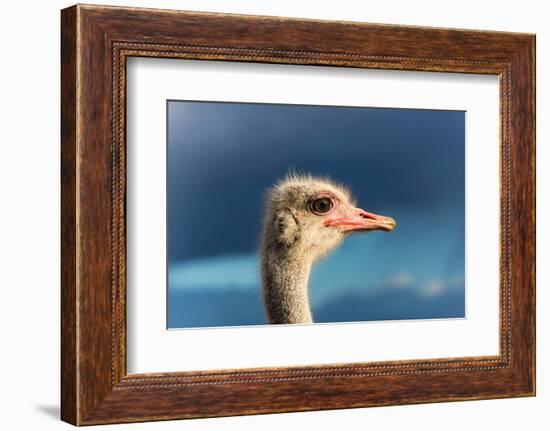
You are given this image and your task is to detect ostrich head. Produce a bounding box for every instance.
[262,173,396,261]
[261,173,396,324]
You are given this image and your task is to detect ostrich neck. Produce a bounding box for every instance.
[262,247,315,324]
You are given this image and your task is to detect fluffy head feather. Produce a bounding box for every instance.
[261,172,356,262]
[268,171,356,209]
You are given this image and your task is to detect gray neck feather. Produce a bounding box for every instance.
[261,245,314,324]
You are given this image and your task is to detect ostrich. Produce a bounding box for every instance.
[261,173,396,324]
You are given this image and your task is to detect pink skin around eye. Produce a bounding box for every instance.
[309,193,337,216]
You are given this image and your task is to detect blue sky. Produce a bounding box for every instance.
[167,100,465,328]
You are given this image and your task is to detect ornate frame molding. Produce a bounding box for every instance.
[61,5,535,425]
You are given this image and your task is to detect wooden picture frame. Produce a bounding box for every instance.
[61,4,535,425]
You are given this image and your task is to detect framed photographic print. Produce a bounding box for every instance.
[61,4,536,425]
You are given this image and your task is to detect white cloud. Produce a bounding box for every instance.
[169,254,259,291]
[385,272,414,289]
[421,279,446,297]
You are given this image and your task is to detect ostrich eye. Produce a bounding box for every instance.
[310,197,333,215]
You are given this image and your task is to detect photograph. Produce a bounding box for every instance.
[167,100,466,329]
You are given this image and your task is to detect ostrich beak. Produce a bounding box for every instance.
[324,208,396,232]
